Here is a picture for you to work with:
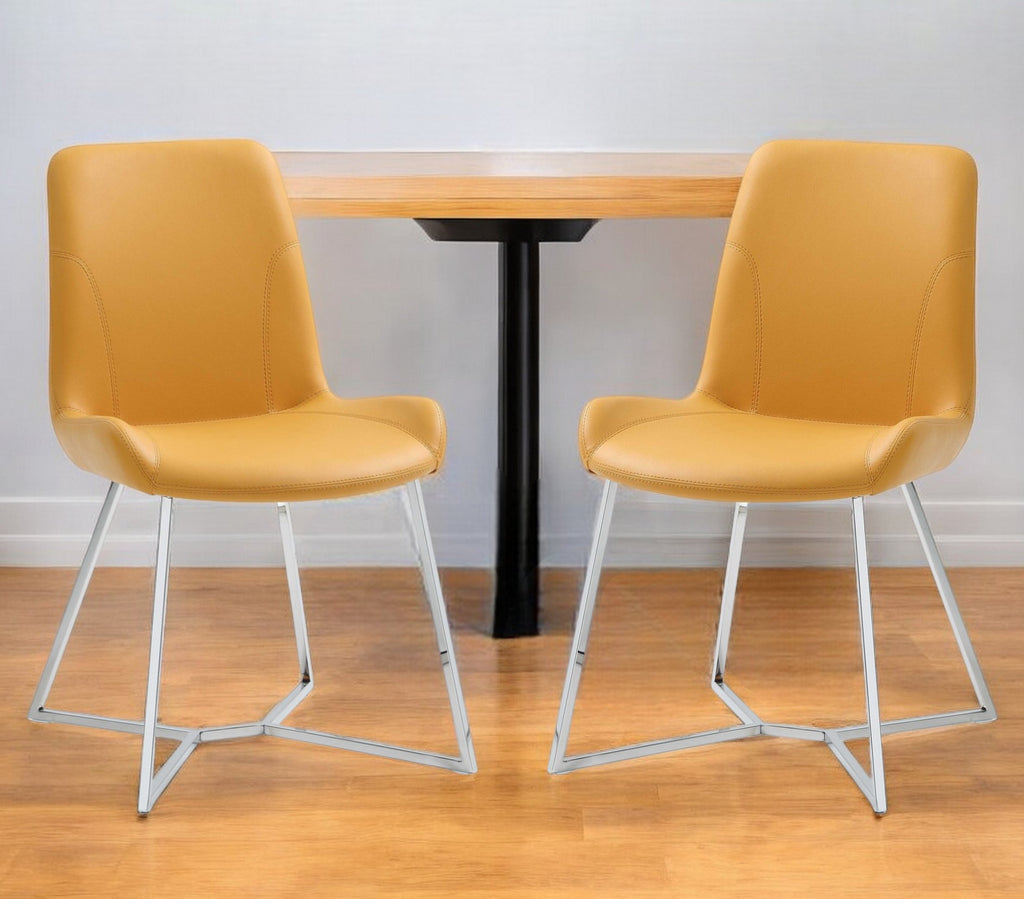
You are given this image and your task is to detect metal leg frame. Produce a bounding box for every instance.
[549,480,996,814]
[30,480,476,814]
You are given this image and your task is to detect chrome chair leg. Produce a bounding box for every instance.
[29,481,123,720]
[548,479,995,813]
[260,503,315,726]
[137,497,194,815]
[709,503,760,725]
[549,480,618,773]
[255,481,479,773]
[825,497,887,814]
[550,484,759,774]
[278,502,313,685]
[30,479,477,814]
[902,482,995,715]
[31,485,205,813]
[404,479,477,772]
[712,502,748,684]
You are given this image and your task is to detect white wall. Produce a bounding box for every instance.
[2,1,1023,568]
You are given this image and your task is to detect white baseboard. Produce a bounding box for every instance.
[546,492,1024,568]
[0,492,1021,568]
[0,493,429,567]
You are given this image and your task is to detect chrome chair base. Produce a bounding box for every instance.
[29,480,476,815]
[548,481,996,815]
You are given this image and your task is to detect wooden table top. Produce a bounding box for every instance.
[275,151,749,219]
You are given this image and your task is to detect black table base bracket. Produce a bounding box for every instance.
[416,218,598,637]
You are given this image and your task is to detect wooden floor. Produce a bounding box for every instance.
[0,566,1021,897]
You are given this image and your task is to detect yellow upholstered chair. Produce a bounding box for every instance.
[31,139,475,813]
[549,140,995,814]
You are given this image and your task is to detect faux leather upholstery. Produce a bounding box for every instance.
[49,140,443,501]
[582,140,977,502]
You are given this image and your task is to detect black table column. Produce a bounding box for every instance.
[495,240,540,636]
[416,219,596,637]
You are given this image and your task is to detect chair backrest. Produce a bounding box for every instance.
[697,140,977,426]
[48,139,327,426]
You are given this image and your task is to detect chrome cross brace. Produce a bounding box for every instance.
[549,481,995,814]
[30,480,476,814]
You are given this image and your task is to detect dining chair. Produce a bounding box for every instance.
[31,139,476,814]
[548,140,995,814]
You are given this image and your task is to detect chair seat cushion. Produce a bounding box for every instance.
[53,392,445,501]
[580,391,970,502]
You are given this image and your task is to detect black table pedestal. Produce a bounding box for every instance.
[416,219,597,637]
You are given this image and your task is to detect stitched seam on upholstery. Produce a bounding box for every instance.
[51,251,119,417]
[281,410,442,465]
[262,241,300,413]
[151,436,162,480]
[591,462,867,494]
[126,394,437,469]
[154,462,431,493]
[580,391,743,461]
[256,390,442,463]
[55,403,90,416]
[594,405,969,493]
[695,388,919,427]
[904,251,974,419]
[864,407,969,485]
[432,400,446,462]
[57,413,156,488]
[863,428,886,479]
[579,403,593,460]
[866,422,916,485]
[693,386,735,407]
[585,409,738,463]
[128,388,332,427]
[724,242,763,412]
[281,386,332,411]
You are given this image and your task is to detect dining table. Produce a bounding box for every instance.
[276,150,750,637]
